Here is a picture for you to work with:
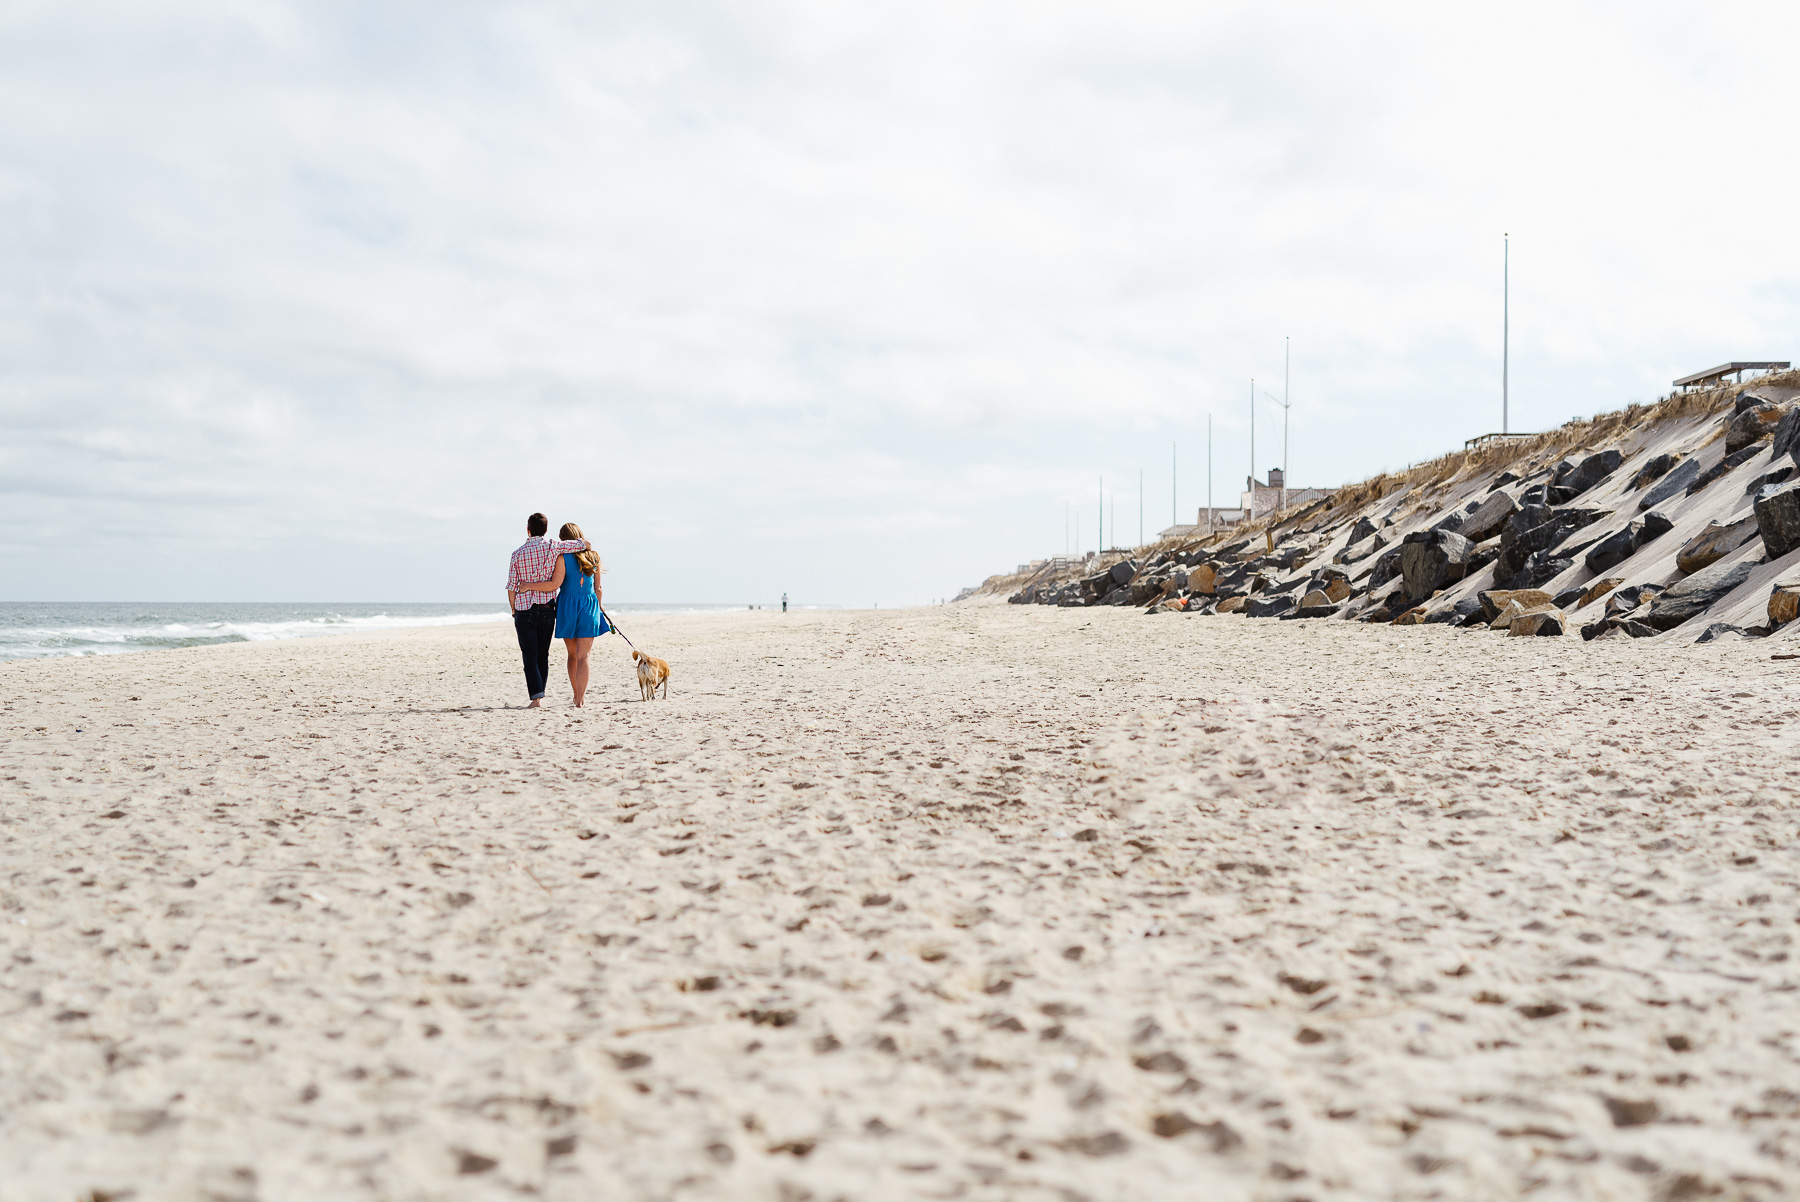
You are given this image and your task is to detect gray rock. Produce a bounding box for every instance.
[1400,529,1475,601]
[1605,583,1663,616]
[1496,507,1606,580]
[1639,457,1702,510]
[1631,453,1681,491]
[1771,404,1800,465]
[1640,510,1675,541]
[1459,491,1519,543]
[1109,560,1137,586]
[1745,465,1795,495]
[1687,445,1766,496]
[1563,449,1624,497]
[1644,560,1755,631]
[1675,516,1759,575]
[1244,594,1297,619]
[1584,524,1642,574]
[1726,402,1786,454]
[1368,548,1403,590]
[1694,622,1760,643]
[1581,616,1658,640]
[1754,478,1800,559]
[1349,516,1378,544]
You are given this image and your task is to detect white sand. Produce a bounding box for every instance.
[3,606,1798,1201]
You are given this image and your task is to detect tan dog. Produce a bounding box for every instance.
[632,649,670,700]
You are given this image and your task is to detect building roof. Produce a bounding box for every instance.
[1672,361,1790,388]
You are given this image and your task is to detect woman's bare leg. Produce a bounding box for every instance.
[568,637,594,707]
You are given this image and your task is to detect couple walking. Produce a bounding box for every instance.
[506,512,611,708]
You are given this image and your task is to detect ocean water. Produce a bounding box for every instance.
[0,602,755,661]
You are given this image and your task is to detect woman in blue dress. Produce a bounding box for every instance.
[514,522,610,706]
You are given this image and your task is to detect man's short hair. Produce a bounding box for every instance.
[527,512,548,537]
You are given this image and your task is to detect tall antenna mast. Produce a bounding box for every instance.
[1503,233,1510,434]
[1283,335,1290,512]
[1249,378,1255,521]
[1171,441,1177,531]
[1138,469,1143,548]
[1207,414,1213,534]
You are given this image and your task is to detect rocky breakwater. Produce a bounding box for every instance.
[998,371,1800,644]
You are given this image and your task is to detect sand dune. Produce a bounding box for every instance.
[2,606,1798,1201]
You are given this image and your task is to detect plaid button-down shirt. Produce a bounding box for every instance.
[507,537,587,612]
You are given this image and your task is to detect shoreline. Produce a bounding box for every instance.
[4,607,1797,1200]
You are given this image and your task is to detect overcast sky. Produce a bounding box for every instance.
[4,1,1797,605]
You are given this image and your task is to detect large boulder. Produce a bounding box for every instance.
[1744,466,1796,495]
[1631,452,1681,491]
[1337,532,1388,565]
[1754,479,1800,559]
[1643,560,1755,631]
[1605,582,1663,617]
[1770,578,1800,627]
[1495,507,1605,580]
[1508,607,1566,637]
[1292,591,1342,619]
[1726,402,1787,454]
[1578,576,1624,608]
[1459,491,1519,543]
[1687,445,1766,497]
[1772,405,1800,465]
[1216,595,1247,613]
[1349,516,1378,543]
[1317,572,1353,603]
[1478,588,1552,622]
[1639,457,1703,510]
[1109,560,1138,586]
[1368,547,1403,590]
[1584,524,1643,574]
[1245,593,1297,619]
[1560,450,1624,497]
[1675,516,1759,575]
[1400,529,1475,601]
[1186,563,1219,594]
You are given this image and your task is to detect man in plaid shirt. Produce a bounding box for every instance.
[507,512,590,706]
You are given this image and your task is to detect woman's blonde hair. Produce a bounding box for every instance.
[560,523,601,577]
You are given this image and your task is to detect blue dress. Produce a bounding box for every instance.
[555,553,609,639]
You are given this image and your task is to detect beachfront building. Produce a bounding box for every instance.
[1240,468,1332,521]
[1157,506,1248,540]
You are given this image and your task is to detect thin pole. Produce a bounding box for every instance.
[1171,442,1177,530]
[1503,233,1509,435]
[1283,336,1290,513]
[1138,469,1143,548]
[1098,477,1102,557]
[1249,378,1255,520]
[1207,414,1213,534]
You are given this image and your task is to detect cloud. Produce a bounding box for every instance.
[3,1,1798,603]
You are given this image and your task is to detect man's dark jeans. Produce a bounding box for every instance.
[512,603,557,700]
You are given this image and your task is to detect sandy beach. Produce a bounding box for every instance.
[3,604,1798,1202]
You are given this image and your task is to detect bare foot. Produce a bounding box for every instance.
[527,699,542,708]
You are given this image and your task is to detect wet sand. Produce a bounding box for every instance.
[2,604,1798,1201]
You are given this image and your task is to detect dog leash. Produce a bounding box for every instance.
[600,607,638,653]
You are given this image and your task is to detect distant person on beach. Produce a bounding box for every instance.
[511,522,610,707]
[505,513,590,708]
[782,593,788,613]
